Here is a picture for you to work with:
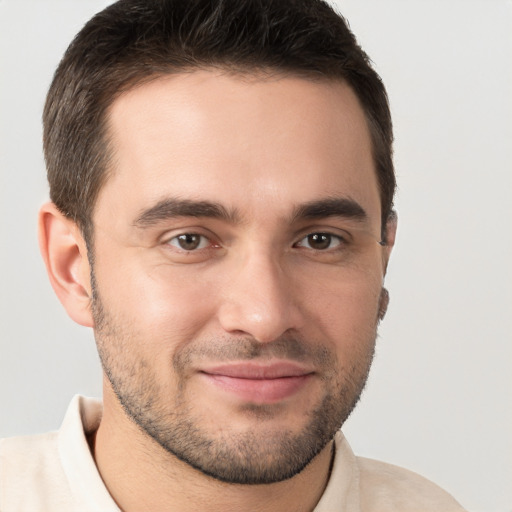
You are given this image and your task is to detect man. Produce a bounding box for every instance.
[0,0,466,510]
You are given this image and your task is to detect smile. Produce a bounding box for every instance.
[199,362,315,403]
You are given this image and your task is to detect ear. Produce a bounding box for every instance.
[382,210,398,275]
[38,202,94,327]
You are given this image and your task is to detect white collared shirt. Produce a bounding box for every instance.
[0,396,465,511]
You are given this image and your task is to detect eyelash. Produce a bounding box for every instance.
[166,233,218,251]
[164,231,348,252]
[293,231,347,252]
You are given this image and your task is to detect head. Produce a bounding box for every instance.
[40,0,397,486]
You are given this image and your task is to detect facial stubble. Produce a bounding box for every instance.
[92,281,378,485]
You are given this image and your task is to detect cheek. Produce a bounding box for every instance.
[94,255,216,345]
[306,261,383,310]
[299,269,382,349]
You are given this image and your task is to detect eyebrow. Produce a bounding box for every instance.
[133,198,240,228]
[291,197,368,223]
[133,196,368,229]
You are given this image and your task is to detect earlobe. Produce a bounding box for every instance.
[38,202,94,327]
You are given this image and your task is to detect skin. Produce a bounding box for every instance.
[39,70,396,512]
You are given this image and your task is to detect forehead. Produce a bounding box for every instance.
[96,70,380,229]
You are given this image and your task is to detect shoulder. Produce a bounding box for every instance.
[356,456,466,512]
[0,396,109,511]
[0,431,75,509]
[0,430,60,473]
[317,433,466,511]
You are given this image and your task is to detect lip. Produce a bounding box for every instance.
[199,361,314,403]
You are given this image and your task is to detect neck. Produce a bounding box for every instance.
[93,391,334,512]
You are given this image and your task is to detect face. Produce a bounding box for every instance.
[90,71,392,484]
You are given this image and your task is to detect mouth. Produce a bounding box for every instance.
[199,361,315,403]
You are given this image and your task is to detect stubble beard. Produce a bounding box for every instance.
[92,285,377,485]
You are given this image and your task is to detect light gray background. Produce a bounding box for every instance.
[1,1,511,511]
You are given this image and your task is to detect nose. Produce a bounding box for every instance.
[217,252,303,343]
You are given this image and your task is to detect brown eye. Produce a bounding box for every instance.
[296,233,342,250]
[168,233,209,251]
[308,233,331,250]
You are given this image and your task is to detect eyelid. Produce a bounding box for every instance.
[293,225,354,243]
[159,226,219,245]
[294,232,345,250]
[167,233,211,250]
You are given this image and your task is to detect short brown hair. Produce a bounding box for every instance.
[43,0,395,243]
